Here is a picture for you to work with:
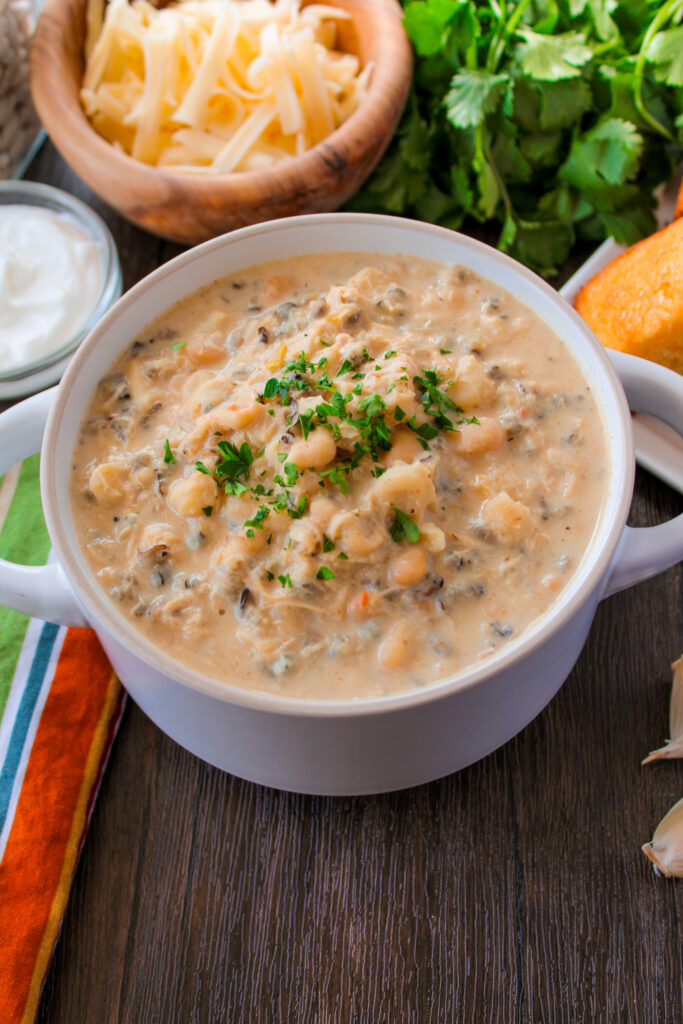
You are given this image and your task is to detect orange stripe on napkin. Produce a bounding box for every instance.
[0,628,121,1024]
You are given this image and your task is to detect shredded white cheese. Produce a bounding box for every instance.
[80,0,372,173]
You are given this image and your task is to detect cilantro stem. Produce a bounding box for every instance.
[480,128,517,250]
[487,0,532,74]
[633,0,683,142]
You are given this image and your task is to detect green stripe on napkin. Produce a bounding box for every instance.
[0,455,51,718]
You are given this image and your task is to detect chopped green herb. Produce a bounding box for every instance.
[299,410,315,440]
[357,393,386,417]
[216,439,254,481]
[322,535,335,553]
[171,341,186,351]
[283,462,299,486]
[244,506,270,530]
[224,480,249,498]
[336,358,353,377]
[163,439,175,464]
[391,506,420,544]
[287,495,308,519]
[316,566,335,581]
[384,350,397,359]
[393,405,406,422]
[319,339,330,347]
[195,461,211,476]
[277,452,288,463]
[337,552,349,560]
[439,348,452,355]
[201,506,213,517]
[278,573,293,589]
[265,570,274,581]
[319,465,350,495]
[407,415,440,442]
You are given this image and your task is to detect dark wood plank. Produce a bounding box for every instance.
[23,141,683,1024]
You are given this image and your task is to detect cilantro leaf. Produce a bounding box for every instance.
[646,27,683,88]
[316,566,335,580]
[515,29,593,81]
[560,118,643,191]
[403,0,461,57]
[444,70,508,129]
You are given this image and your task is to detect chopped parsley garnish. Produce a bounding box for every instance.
[244,506,270,530]
[171,341,186,351]
[163,439,175,464]
[390,506,420,544]
[439,348,452,355]
[318,465,350,495]
[278,573,293,588]
[322,535,335,553]
[337,552,349,560]
[316,566,335,581]
[283,462,299,486]
[413,369,464,431]
[336,358,353,377]
[299,410,315,440]
[216,440,253,481]
[265,570,274,581]
[277,452,288,463]
[224,480,249,498]
[201,505,213,517]
[357,393,386,417]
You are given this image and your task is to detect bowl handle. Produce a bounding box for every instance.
[603,350,683,598]
[0,389,87,626]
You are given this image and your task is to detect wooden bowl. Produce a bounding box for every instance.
[30,0,412,245]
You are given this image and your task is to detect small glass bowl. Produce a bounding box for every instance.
[0,180,122,398]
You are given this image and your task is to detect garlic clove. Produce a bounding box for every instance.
[643,655,683,763]
[642,797,683,877]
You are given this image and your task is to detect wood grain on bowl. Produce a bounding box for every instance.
[29,0,412,244]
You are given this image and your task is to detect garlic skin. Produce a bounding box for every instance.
[643,655,683,763]
[642,798,683,877]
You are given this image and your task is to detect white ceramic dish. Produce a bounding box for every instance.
[0,214,682,795]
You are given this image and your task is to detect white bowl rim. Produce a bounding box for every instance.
[42,212,634,719]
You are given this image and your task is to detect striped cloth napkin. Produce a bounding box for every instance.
[0,454,125,1024]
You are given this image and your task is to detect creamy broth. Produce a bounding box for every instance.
[71,253,609,699]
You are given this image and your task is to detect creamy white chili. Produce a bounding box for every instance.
[71,253,609,699]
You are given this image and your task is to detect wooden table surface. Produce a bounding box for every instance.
[27,142,683,1024]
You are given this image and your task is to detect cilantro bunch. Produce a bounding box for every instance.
[351,0,683,275]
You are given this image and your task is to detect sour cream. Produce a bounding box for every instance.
[0,205,104,373]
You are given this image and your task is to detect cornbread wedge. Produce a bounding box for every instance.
[575,217,683,374]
